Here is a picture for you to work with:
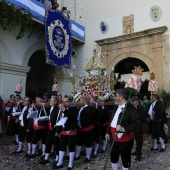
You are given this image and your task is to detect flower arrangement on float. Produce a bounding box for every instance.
[72,76,115,102]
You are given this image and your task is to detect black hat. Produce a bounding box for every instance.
[131,96,139,102]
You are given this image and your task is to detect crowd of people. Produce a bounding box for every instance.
[0,89,168,170]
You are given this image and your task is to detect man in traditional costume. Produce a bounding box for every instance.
[89,96,102,158]
[13,97,33,154]
[131,95,146,161]
[28,97,48,158]
[105,89,140,170]
[99,97,111,153]
[53,96,79,170]
[10,95,23,144]
[148,94,166,152]
[39,96,60,164]
[74,97,95,162]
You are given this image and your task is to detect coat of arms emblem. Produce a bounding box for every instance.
[150,5,162,22]
[100,21,108,34]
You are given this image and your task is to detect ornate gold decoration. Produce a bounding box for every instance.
[132,66,144,76]
[47,20,69,58]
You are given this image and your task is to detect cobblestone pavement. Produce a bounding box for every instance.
[0,134,169,170]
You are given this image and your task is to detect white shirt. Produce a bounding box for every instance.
[49,106,54,119]
[111,103,126,128]
[77,104,88,127]
[111,102,126,138]
[148,101,157,117]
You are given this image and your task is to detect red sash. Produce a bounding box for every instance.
[33,119,48,130]
[61,128,77,136]
[110,127,134,142]
[78,124,94,132]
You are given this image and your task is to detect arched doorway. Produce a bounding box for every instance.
[26,50,55,99]
[114,57,150,98]
[114,57,149,74]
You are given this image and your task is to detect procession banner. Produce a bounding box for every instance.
[45,8,71,67]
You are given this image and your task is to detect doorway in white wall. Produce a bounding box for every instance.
[26,50,55,100]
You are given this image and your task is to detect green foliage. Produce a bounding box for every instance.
[159,90,170,108]
[0,0,32,39]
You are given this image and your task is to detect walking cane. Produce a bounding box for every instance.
[102,90,132,170]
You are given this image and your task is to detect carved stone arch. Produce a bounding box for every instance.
[108,52,153,72]
[22,41,44,66]
[0,38,10,63]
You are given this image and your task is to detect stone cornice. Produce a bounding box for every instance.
[95,26,167,45]
[0,62,30,75]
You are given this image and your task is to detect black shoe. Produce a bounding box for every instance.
[150,148,158,151]
[67,167,72,170]
[160,147,166,152]
[135,156,141,161]
[91,154,97,158]
[12,150,23,154]
[84,158,90,162]
[52,164,63,169]
[74,156,80,161]
[39,159,49,164]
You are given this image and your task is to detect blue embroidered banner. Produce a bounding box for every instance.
[45,8,71,67]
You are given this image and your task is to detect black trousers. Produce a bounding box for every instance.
[18,126,33,143]
[134,130,143,156]
[76,130,94,147]
[152,121,163,139]
[93,123,101,143]
[110,139,133,168]
[32,129,48,144]
[100,125,107,140]
[45,130,60,155]
[12,119,20,135]
[59,134,76,152]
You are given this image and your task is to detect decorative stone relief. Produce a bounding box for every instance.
[123,14,134,35]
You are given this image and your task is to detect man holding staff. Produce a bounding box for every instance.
[105,89,140,170]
